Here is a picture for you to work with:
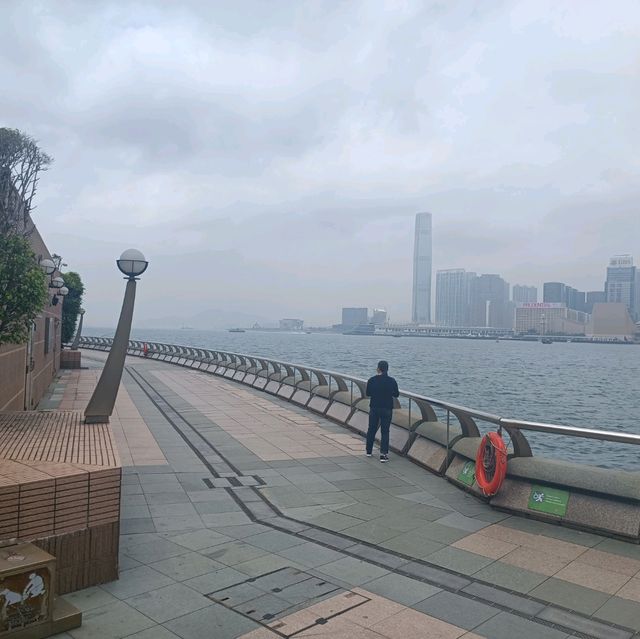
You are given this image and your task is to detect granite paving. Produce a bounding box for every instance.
[48,351,640,639]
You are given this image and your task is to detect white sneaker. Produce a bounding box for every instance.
[366,452,372,457]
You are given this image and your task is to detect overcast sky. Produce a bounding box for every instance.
[2,0,639,326]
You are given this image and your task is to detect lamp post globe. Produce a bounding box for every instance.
[85,248,148,423]
[59,286,69,296]
[40,258,55,275]
[117,249,148,279]
[51,276,64,289]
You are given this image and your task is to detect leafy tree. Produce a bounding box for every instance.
[61,271,84,343]
[0,235,48,345]
[0,128,52,236]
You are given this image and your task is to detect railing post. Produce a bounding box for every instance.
[446,409,451,461]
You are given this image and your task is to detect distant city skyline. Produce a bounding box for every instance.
[12,3,640,328]
[433,252,639,330]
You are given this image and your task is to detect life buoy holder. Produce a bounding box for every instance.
[475,431,508,496]
[143,343,149,357]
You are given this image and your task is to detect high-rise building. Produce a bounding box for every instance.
[566,286,584,313]
[341,307,368,328]
[605,255,636,319]
[543,282,566,304]
[469,274,511,328]
[585,291,606,313]
[371,309,388,326]
[543,281,586,312]
[435,269,476,326]
[411,212,432,324]
[512,285,537,304]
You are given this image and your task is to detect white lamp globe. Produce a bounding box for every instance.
[59,286,69,296]
[51,276,64,289]
[116,249,148,278]
[40,258,55,275]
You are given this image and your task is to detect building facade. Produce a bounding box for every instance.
[341,307,368,328]
[605,255,636,319]
[515,302,588,335]
[279,318,304,331]
[469,274,511,328]
[371,309,388,326]
[543,282,565,304]
[587,303,637,340]
[435,269,476,327]
[543,281,585,312]
[512,284,537,304]
[0,224,62,410]
[585,291,606,313]
[411,212,432,324]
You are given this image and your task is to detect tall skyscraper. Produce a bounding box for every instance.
[605,255,636,319]
[469,274,511,328]
[341,307,368,327]
[435,269,476,326]
[512,285,537,304]
[411,212,432,324]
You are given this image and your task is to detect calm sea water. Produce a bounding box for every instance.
[88,327,640,470]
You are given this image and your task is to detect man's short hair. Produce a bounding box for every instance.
[377,360,389,373]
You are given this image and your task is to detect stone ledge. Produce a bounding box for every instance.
[506,456,640,502]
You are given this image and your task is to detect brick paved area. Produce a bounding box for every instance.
[47,352,640,639]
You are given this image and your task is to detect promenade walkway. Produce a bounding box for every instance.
[50,351,640,639]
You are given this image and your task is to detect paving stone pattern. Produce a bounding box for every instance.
[51,352,640,639]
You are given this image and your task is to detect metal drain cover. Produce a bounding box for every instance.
[207,566,369,636]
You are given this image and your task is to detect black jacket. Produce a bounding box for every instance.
[366,373,400,410]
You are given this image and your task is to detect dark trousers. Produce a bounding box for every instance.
[366,407,392,455]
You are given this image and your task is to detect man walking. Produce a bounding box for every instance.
[365,360,399,462]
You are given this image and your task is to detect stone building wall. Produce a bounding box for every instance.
[0,222,62,410]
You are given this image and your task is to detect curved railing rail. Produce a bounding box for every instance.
[79,336,640,464]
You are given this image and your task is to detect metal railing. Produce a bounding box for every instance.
[79,336,640,465]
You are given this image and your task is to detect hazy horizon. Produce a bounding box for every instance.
[2,1,639,327]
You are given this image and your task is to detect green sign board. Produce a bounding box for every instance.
[528,485,570,517]
[458,461,476,486]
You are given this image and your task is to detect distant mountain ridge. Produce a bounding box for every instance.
[135,308,275,330]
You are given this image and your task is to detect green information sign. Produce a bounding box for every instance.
[528,485,570,517]
[458,461,476,486]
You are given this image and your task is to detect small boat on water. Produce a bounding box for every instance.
[228,328,246,333]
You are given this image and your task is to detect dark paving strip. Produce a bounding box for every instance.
[125,366,241,477]
[124,363,635,639]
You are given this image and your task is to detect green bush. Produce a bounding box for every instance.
[61,271,84,343]
[0,235,48,345]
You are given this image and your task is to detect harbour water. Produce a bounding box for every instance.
[89,327,640,470]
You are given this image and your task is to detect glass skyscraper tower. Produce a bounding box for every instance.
[411,212,432,324]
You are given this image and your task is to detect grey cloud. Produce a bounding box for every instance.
[2,0,640,326]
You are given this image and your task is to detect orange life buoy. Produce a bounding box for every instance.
[475,431,507,496]
[143,343,149,357]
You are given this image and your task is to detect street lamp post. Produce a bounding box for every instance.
[71,308,86,350]
[84,249,148,424]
